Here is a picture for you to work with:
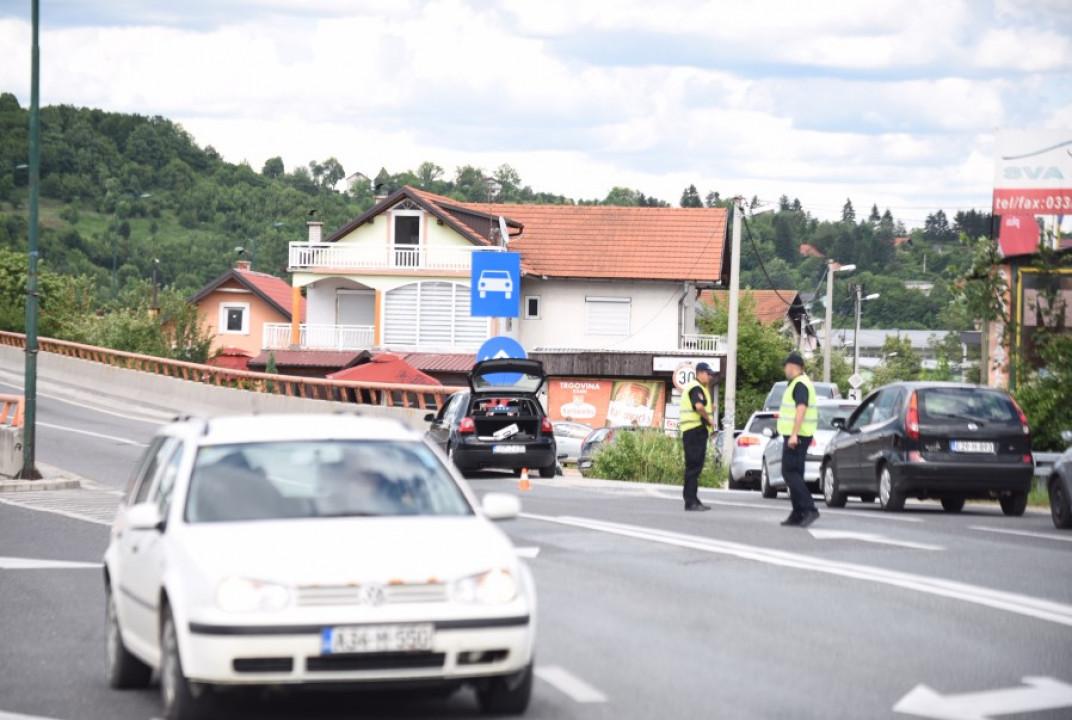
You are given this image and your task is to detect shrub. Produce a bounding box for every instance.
[591,429,724,488]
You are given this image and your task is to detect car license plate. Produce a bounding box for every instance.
[950,440,995,454]
[493,444,525,454]
[321,624,434,655]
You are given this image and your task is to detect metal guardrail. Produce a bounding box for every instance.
[0,393,23,427]
[1034,451,1061,479]
[0,332,463,411]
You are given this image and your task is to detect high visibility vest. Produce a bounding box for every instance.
[679,380,713,433]
[777,374,819,437]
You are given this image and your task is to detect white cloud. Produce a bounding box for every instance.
[1,0,1069,225]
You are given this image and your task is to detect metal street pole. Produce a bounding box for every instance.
[720,198,743,468]
[823,261,834,383]
[20,0,40,479]
[853,284,861,378]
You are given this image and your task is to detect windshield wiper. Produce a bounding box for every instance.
[317,511,387,518]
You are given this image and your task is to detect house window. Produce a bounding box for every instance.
[585,296,631,336]
[525,295,540,319]
[219,302,250,335]
[384,281,487,348]
[391,209,423,268]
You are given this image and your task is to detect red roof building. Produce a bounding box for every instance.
[328,354,441,386]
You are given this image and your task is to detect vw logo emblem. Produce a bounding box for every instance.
[357,584,386,606]
[967,423,979,431]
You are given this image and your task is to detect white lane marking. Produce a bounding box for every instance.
[808,529,944,551]
[0,377,168,425]
[535,665,608,703]
[515,546,541,559]
[0,556,102,570]
[0,497,113,526]
[36,422,147,447]
[0,710,62,719]
[650,487,925,523]
[894,676,1072,719]
[969,525,1072,544]
[521,513,1072,628]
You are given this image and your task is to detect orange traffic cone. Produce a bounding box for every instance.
[518,467,531,492]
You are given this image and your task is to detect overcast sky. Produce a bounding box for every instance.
[1,0,1070,224]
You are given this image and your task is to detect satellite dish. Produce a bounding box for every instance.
[498,216,510,248]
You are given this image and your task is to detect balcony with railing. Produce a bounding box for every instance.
[679,333,724,353]
[289,243,484,274]
[263,323,375,351]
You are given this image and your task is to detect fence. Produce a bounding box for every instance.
[0,332,463,412]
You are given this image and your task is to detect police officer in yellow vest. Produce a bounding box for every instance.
[778,352,821,527]
[679,362,715,512]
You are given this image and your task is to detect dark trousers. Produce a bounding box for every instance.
[682,426,708,505]
[782,436,816,515]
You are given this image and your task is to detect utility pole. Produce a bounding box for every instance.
[852,284,862,378]
[823,261,835,383]
[720,198,743,468]
[20,0,40,479]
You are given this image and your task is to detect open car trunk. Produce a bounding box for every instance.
[470,396,543,442]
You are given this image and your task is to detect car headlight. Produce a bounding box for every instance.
[452,569,518,605]
[216,577,292,613]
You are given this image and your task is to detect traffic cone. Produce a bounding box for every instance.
[518,467,531,492]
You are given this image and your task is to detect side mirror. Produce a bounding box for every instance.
[762,428,773,438]
[126,502,164,532]
[482,493,521,521]
[424,413,437,423]
[831,418,846,430]
[1062,430,1072,444]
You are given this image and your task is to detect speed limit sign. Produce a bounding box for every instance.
[673,362,696,391]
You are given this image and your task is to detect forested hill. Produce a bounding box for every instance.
[0,92,987,329]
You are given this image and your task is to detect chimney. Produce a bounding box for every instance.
[307,221,323,244]
[235,259,252,271]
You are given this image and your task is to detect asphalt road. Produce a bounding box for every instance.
[1,371,1070,720]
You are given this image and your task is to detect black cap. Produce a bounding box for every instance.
[784,351,806,368]
[695,362,714,374]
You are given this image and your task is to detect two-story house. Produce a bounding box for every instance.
[265,186,730,427]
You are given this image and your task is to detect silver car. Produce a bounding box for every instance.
[553,421,593,463]
[760,399,860,499]
[729,412,778,490]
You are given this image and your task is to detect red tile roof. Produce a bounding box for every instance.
[701,289,799,325]
[328,186,728,282]
[248,350,367,369]
[400,352,476,373]
[328,353,441,386]
[799,244,825,259]
[189,267,305,321]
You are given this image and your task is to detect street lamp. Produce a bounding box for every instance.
[852,287,881,377]
[823,262,855,382]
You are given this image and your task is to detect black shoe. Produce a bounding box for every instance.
[780,512,803,526]
[798,510,820,528]
[685,502,711,512]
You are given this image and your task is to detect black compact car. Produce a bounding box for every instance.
[425,358,557,477]
[820,382,1034,514]
[1048,430,1072,529]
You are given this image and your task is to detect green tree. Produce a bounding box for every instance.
[698,293,794,425]
[680,184,703,208]
[870,336,922,388]
[603,187,640,206]
[841,198,856,224]
[261,156,284,179]
[1014,334,1072,451]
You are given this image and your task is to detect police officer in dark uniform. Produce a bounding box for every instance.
[679,362,715,512]
[778,352,820,527]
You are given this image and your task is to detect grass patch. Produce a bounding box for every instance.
[591,429,725,489]
[1029,482,1050,508]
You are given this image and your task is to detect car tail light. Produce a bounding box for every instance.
[906,391,920,440]
[541,417,553,434]
[737,435,761,447]
[459,417,475,434]
[1009,397,1030,435]
[1023,453,1033,465]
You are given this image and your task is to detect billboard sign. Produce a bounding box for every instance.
[547,378,666,429]
[993,130,1072,257]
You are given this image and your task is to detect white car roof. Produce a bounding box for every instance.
[163,414,420,446]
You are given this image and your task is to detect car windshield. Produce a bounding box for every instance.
[917,387,1019,425]
[185,440,472,523]
[747,415,778,436]
[818,404,858,430]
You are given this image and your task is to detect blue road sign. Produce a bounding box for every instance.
[471,251,520,318]
[476,336,527,385]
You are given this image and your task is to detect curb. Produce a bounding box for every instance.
[0,478,81,493]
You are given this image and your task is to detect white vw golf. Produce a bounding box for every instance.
[104,415,536,719]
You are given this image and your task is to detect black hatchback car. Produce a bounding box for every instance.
[820,382,1034,514]
[425,358,557,477]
